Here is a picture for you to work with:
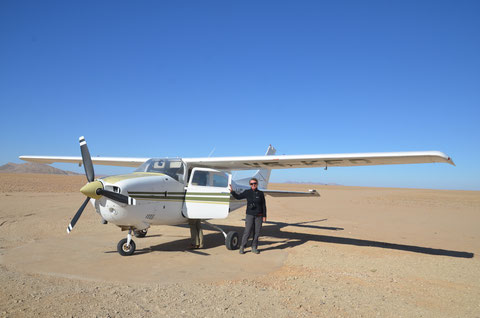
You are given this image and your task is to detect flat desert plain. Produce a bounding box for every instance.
[0,173,479,317]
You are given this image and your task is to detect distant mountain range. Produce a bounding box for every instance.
[0,162,80,175]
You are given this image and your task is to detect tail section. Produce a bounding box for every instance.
[235,145,276,189]
[252,145,276,188]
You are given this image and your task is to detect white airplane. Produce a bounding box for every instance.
[19,137,454,256]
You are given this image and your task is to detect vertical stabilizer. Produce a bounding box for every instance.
[235,145,276,189]
[253,145,276,188]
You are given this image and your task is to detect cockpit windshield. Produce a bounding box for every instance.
[135,158,185,182]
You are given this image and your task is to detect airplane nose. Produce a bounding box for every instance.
[80,180,103,199]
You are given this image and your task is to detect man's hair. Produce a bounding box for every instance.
[250,177,258,183]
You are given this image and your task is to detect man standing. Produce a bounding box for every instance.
[188,219,203,249]
[229,178,267,254]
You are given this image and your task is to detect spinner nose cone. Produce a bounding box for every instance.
[80,180,103,199]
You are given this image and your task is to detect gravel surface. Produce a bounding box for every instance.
[1,174,479,317]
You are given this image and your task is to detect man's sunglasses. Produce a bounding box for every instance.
[250,182,257,185]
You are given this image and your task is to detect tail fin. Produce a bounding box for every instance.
[253,145,276,188]
[236,145,276,189]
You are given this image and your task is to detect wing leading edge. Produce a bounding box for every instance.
[18,156,149,168]
[183,151,454,170]
[19,151,454,170]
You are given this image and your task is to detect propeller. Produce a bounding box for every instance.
[66,136,136,234]
[67,197,90,233]
[79,136,94,182]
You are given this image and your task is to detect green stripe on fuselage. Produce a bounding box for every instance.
[130,193,230,203]
[128,191,229,196]
[185,196,230,202]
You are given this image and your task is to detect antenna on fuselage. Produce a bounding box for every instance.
[208,147,216,158]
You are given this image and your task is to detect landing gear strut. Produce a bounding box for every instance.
[202,221,239,250]
[117,229,136,256]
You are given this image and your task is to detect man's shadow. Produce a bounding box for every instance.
[132,219,474,258]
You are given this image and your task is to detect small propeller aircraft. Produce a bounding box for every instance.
[20,137,454,256]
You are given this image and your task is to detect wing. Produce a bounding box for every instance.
[262,189,320,197]
[18,156,148,168]
[20,150,455,170]
[183,151,455,170]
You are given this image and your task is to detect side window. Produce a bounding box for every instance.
[149,160,165,173]
[191,171,208,186]
[190,170,229,187]
[212,172,228,187]
[176,164,185,183]
[166,161,184,182]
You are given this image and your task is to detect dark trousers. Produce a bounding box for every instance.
[188,219,203,247]
[241,214,263,248]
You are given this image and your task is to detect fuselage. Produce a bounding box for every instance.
[93,172,186,230]
[92,158,188,230]
[90,158,245,231]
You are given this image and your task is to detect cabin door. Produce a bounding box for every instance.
[183,168,232,219]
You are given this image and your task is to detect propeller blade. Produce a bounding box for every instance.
[67,197,91,233]
[79,136,94,182]
[97,189,136,205]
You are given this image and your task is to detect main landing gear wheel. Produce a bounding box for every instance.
[134,229,148,238]
[201,221,239,251]
[225,231,239,250]
[117,238,136,256]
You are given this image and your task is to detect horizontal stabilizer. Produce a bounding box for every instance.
[262,189,320,197]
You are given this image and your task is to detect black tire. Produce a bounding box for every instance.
[134,229,148,238]
[117,238,136,256]
[225,231,239,250]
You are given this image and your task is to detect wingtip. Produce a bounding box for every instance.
[434,151,455,167]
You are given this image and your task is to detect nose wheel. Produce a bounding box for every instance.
[117,229,136,256]
[117,238,136,256]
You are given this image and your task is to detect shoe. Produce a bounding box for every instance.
[239,247,245,254]
[252,247,260,254]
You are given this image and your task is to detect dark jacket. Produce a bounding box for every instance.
[231,188,267,218]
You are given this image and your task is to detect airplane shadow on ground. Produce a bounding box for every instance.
[127,219,474,259]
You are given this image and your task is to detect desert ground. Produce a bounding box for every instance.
[0,173,479,317]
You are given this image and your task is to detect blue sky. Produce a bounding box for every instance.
[1,1,479,190]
